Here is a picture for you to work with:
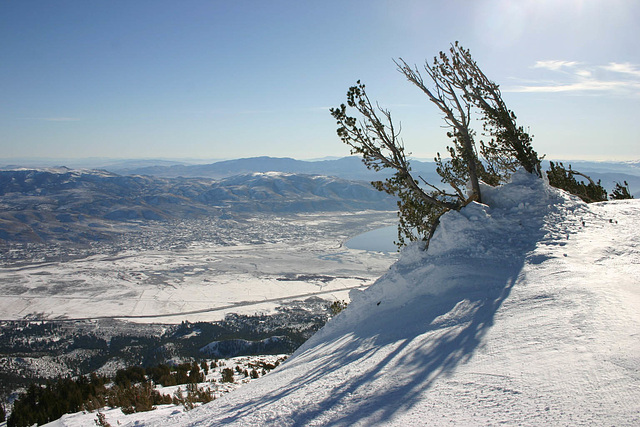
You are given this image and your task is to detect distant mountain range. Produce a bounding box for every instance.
[104,156,640,197]
[1,156,639,244]
[108,156,392,181]
[0,167,395,244]
[3,156,639,192]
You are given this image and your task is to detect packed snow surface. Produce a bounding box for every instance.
[56,171,640,426]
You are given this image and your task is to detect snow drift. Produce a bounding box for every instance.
[63,170,640,426]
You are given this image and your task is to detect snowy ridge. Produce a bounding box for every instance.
[344,171,570,316]
[52,171,640,426]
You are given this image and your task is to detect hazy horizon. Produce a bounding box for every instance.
[2,154,640,168]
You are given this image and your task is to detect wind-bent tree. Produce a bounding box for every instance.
[436,42,541,179]
[394,56,483,203]
[331,42,541,248]
[330,81,458,247]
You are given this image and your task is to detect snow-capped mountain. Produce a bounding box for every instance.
[0,168,395,243]
[105,156,442,182]
[93,170,638,426]
[105,156,640,198]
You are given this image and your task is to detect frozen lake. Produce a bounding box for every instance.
[345,225,398,253]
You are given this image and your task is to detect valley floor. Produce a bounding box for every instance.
[0,211,397,324]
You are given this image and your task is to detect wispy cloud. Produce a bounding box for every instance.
[601,62,640,78]
[533,60,580,71]
[19,117,82,122]
[508,61,640,96]
[513,80,637,93]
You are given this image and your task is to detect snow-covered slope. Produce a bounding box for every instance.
[62,171,640,426]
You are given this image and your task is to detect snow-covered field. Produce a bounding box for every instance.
[97,170,639,426]
[0,211,397,324]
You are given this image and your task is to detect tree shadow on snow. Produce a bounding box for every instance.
[207,210,551,426]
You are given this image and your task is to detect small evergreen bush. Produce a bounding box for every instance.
[610,181,634,200]
[546,162,607,203]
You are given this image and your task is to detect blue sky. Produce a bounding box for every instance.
[1,0,639,162]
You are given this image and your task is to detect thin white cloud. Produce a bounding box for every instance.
[575,69,592,78]
[512,80,640,93]
[508,61,640,96]
[601,62,640,77]
[533,60,580,71]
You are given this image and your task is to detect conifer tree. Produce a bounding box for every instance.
[221,368,235,383]
[331,42,541,247]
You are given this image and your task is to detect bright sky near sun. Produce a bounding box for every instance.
[1,0,639,162]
